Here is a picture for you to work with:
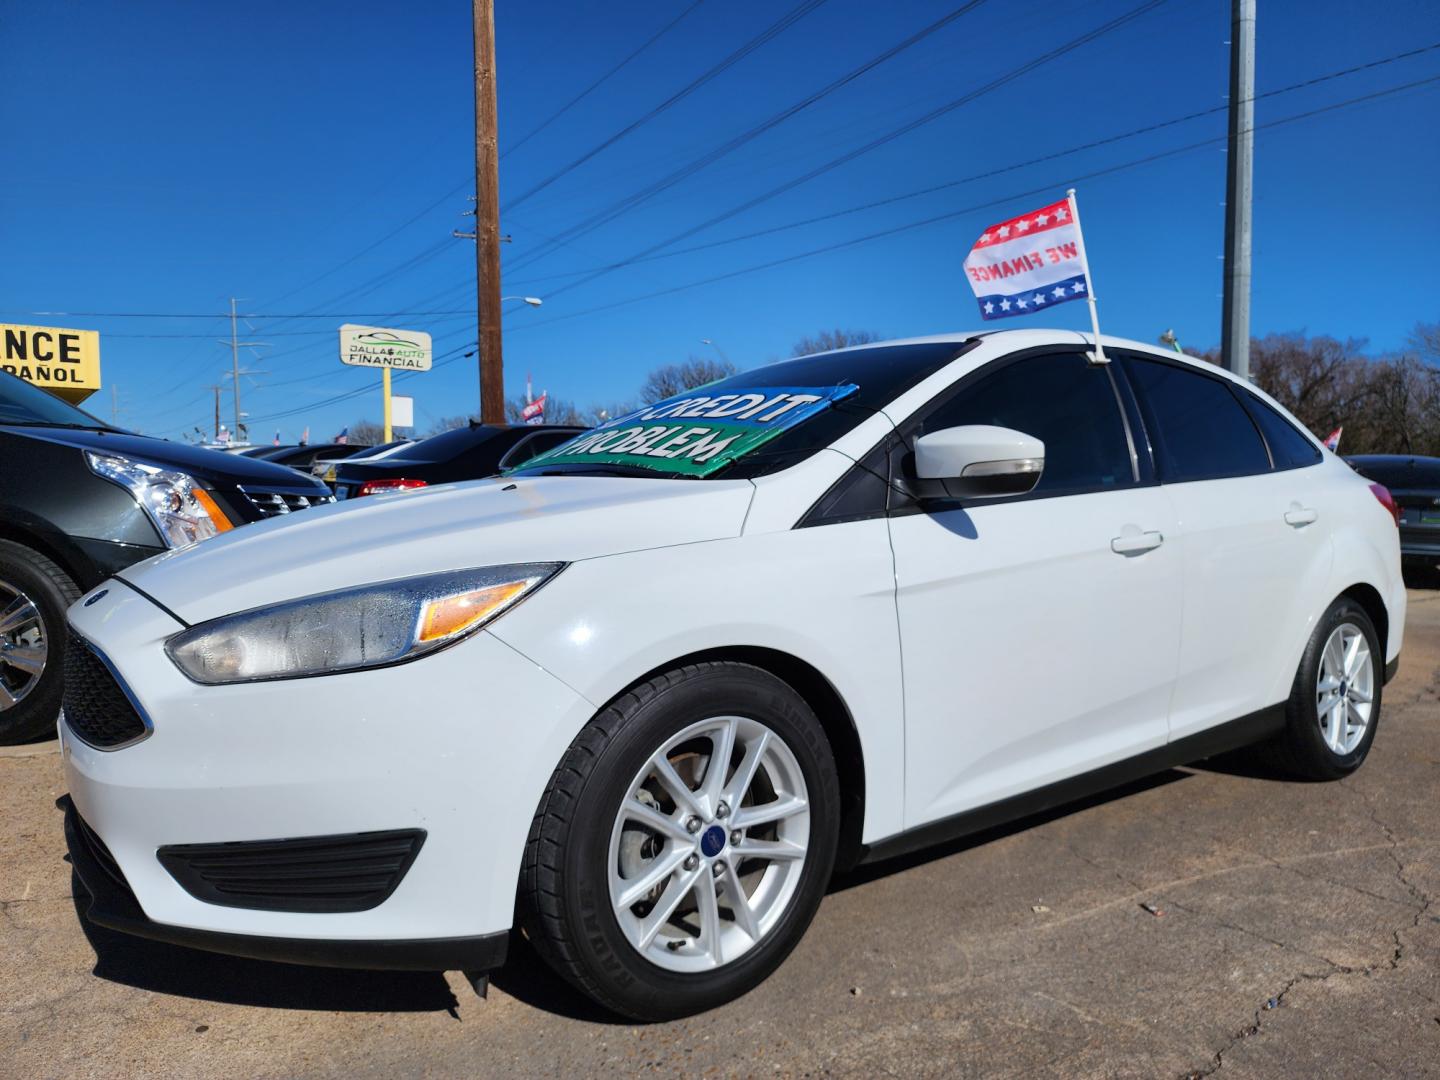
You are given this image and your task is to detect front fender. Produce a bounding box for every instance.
[488,523,906,844]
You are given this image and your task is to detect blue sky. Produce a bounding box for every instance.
[2,0,1437,443]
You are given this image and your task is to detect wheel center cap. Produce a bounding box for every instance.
[700,825,726,858]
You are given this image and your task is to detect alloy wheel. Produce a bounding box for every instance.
[607,715,811,973]
[0,578,47,712]
[1315,621,1374,756]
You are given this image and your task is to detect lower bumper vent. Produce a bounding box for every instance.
[157,829,426,913]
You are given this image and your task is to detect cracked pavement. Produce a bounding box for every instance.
[3,585,1437,1078]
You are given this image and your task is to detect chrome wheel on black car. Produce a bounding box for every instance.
[0,541,80,745]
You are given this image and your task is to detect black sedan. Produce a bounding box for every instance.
[1348,454,1440,569]
[258,442,371,472]
[331,423,585,499]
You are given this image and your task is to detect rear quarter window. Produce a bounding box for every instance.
[1124,357,1270,482]
[1239,393,1322,470]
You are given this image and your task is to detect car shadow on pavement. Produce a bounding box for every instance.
[488,931,631,1024]
[72,878,460,1014]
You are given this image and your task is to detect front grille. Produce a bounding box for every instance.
[63,634,149,749]
[238,487,336,518]
[157,829,426,913]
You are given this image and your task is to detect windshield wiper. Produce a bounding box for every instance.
[2,420,125,433]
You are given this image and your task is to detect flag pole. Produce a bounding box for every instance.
[1066,188,1108,365]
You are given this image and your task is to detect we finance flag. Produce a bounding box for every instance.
[962,197,1093,321]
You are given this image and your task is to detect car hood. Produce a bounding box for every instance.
[118,474,755,624]
[4,425,327,489]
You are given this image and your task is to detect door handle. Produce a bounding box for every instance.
[1111,530,1164,555]
[1284,507,1319,527]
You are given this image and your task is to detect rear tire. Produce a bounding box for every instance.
[518,662,840,1020]
[0,540,80,745]
[1269,597,1382,779]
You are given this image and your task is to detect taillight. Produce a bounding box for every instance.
[356,478,428,497]
[1368,483,1401,527]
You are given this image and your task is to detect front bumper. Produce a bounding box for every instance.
[62,795,508,971]
[62,577,597,964]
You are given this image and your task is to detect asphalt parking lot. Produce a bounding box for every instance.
[3,585,1437,1079]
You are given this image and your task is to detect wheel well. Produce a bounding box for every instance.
[624,646,868,873]
[1339,583,1389,657]
[0,523,84,588]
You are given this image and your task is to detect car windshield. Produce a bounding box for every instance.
[0,368,116,429]
[507,340,975,481]
[1349,456,1440,489]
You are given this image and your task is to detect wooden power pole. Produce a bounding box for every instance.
[473,0,505,423]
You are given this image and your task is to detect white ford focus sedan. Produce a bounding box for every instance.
[61,330,1404,1020]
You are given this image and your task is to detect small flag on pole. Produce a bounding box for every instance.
[300,426,310,446]
[273,430,281,446]
[521,392,547,426]
[963,189,1107,362]
[334,426,348,445]
[1323,426,1343,452]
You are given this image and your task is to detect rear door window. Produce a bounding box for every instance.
[1124,357,1270,482]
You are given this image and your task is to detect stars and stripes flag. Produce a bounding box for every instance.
[521,392,547,425]
[1323,426,1343,452]
[963,194,1097,323]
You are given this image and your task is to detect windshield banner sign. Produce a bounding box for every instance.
[516,384,859,477]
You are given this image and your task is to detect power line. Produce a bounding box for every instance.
[502,0,708,158]
[509,0,1171,289]
[502,74,1440,336]
[500,0,833,213]
[255,179,472,309]
[505,41,1440,286]
[503,0,991,272]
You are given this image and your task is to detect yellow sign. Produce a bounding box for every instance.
[1,323,101,404]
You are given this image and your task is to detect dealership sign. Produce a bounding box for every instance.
[339,325,432,370]
[1,323,101,404]
[518,384,859,478]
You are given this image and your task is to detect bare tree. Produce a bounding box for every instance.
[639,356,737,404]
[503,396,612,427]
[344,419,386,445]
[427,415,476,436]
[790,328,883,357]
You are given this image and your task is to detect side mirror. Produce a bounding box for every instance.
[911,424,1044,501]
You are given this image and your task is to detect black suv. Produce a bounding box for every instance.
[330,422,585,499]
[0,370,333,743]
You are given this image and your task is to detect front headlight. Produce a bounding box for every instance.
[85,451,233,548]
[165,564,563,684]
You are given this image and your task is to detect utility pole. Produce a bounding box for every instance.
[111,384,119,424]
[223,298,269,444]
[473,0,505,423]
[229,298,244,438]
[210,385,223,441]
[1221,0,1255,380]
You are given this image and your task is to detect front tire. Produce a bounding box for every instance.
[1270,597,1383,779]
[518,662,840,1020]
[0,541,79,745]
